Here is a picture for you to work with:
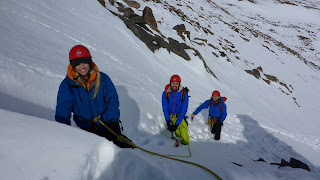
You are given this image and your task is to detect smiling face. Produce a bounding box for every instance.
[170,82,180,92]
[212,95,220,102]
[75,63,90,77]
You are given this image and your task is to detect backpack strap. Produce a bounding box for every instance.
[166,92,170,99]
[208,100,223,111]
[181,87,189,102]
[208,97,213,108]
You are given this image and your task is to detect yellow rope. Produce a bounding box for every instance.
[99,120,223,180]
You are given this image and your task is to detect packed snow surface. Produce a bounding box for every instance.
[1,0,320,179]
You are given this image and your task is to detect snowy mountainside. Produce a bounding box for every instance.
[0,0,320,179]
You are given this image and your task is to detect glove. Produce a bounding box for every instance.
[167,124,178,132]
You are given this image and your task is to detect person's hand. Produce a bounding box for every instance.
[167,124,178,132]
[191,114,196,121]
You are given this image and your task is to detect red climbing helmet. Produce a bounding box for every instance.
[170,75,181,82]
[69,45,92,61]
[212,90,220,96]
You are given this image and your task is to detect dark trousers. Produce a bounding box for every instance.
[82,121,133,148]
[211,120,222,140]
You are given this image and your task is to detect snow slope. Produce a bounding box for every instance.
[0,0,320,179]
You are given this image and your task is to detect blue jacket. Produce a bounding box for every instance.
[162,87,189,125]
[193,97,227,122]
[55,72,120,129]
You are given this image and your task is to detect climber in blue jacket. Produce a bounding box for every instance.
[55,45,134,148]
[191,90,227,140]
[162,75,190,145]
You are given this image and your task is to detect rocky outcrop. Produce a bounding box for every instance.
[143,7,159,32]
[98,0,106,7]
[96,1,218,79]
[123,0,140,9]
[117,7,135,18]
[245,69,261,79]
[245,66,298,106]
[173,24,192,41]
[264,74,278,83]
[173,24,186,32]
[167,38,190,60]
[108,0,115,5]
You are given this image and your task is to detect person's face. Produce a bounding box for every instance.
[75,63,90,76]
[212,95,220,102]
[171,82,180,92]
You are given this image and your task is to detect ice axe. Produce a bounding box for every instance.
[172,132,179,147]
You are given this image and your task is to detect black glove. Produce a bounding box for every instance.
[167,124,178,132]
[101,121,135,149]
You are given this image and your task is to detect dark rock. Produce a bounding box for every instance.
[241,37,250,42]
[184,31,191,41]
[109,8,217,79]
[208,44,218,50]
[212,52,219,58]
[271,158,310,172]
[129,15,145,24]
[290,158,310,172]
[113,12,164,52]
[232,162,243,167]
[108,0,115,5]
[167,38,190,60]
[293,97,300,107]
[173,24,186,32]
[194,37,208,43]
[123,0,141,9]
[264,74,278,83]
[220,51,227,57]
[255,158,266,162]
[116,2,124,7]
[97,0,106,7]
[257,66,263,72]
[245,69,261,79]
[192,41,205,46]
[279,82,292,93]
[143,6,159,32]
[263,79,271,85]
[123,8,135,18]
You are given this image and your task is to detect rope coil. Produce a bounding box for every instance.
[99,120,222,180]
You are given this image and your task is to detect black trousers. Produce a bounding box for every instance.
[211,120,222,140]
[82,121,134,148]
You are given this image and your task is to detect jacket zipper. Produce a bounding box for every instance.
[87,87,94,119]
[173,92,176,114]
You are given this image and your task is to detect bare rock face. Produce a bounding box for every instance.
[245,69,261,79]
[96,1,218,79]
[123,0,141,9]
[117,7,135,18]
[173,24,188,40]
[108,0,115,5]
[173,24,186,32]
[264,74,279,83]
[143,6,159,32]
[98,0,106,7]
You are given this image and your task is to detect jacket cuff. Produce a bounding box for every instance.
[55,115,71,125]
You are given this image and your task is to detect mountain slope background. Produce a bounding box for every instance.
[0,0,320,179]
